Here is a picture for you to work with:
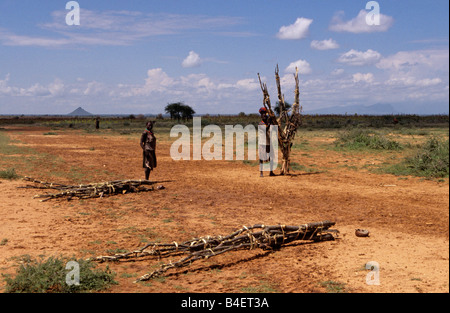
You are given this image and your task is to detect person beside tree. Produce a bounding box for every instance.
[258,107,275,177]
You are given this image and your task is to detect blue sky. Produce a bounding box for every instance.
[0,0,448,115]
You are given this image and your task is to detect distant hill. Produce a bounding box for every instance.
[68,107,93,116]
[304,103,399,115]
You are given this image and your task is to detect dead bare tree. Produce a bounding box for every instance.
[258,65,302,175]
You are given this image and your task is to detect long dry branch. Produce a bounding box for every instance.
[92,221,338,282]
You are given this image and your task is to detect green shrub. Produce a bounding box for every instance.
[290,162,318,173]
[335,129,402,150]
[385,137,449,178]
[319,280,347,293]
[3,256,117,293]
[0,168,20,180]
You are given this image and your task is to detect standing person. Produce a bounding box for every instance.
[258,107,275,177]
[140,121,157,180]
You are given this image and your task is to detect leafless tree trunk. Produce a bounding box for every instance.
[258,65,302,175]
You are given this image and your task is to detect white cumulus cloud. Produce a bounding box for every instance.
[310,38,339,50]
[276,17,313,40]
[285,59,312,75]
[127,68,175,95]
[0,74,14,95]
[377,49,448,88]
[182,51,202,68]
[338,49,382,66]
[352,72,375,83]
[331,68,345,76]
[47,79,65,97]
[235,78,259,91]
[329,10,394,33]
[376,49,449,71]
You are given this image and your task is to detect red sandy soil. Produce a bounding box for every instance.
[0,126,448,293]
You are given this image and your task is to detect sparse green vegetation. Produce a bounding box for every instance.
[0,129,96,183]
[0,168,20,180]
[105,248,128,255]
[289,162,319,173]
[0,131,28,155]
[319,280,347,293]
[384,137,449,178]
[2,255,117,293]
[241,280,279,293]
[335,129,403,151]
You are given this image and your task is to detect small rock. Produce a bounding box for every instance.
[355,229,370,237]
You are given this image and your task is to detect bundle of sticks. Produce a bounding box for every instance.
[92,221,338,282]
[20,177,167,201]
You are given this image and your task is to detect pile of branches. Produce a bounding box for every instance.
[20,177,167,202]
[92,221,338,282]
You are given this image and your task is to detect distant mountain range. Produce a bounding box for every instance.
[67,107,93,116]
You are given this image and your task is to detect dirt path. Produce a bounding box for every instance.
[0,126,448,293]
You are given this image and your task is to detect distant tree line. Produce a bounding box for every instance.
[164,102,195,121]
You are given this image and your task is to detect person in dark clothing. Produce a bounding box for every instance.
[140,121,157,180]
[258,107,275,177]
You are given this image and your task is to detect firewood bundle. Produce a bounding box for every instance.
[92,221,338,282]
[20,177,167,201]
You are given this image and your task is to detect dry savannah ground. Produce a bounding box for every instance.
[0,119,448,293]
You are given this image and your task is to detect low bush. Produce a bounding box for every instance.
[3,255,117,293]
[0,168,20,180]
[385,137,449,178]
[335,129,402,151]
